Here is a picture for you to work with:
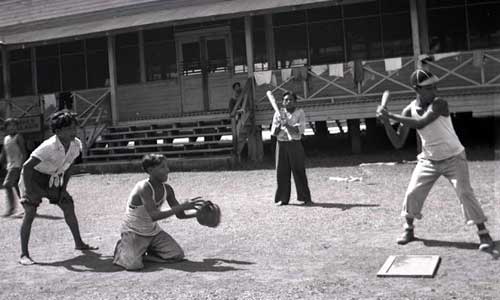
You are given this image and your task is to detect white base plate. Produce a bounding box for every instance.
[377,255,441,278]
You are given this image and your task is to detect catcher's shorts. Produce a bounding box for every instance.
[113,230,184,270]
[19,169,73,208]
[3,167,21,188]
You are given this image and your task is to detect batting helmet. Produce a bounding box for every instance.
[410,69,439,88]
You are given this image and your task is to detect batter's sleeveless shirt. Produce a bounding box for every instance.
[411,100,464,161]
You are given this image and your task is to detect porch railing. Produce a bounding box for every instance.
[255,48,500,106]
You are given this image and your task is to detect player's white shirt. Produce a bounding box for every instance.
[271,108,306,141]
[3,134,24,169]
[30,135,82,187]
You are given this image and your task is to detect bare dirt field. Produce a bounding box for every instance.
[0,152,498,300]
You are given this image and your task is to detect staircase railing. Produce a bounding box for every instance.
[230,77,253,160]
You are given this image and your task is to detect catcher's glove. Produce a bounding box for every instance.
[196,201,221,228]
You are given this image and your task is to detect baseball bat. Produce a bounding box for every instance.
[266,91,293,140]
[266,91,280,114]
[380,90,390,108]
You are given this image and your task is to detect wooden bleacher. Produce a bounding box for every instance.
[82,116,234,163]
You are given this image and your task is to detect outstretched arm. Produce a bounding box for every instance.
[165,185,199,219]
[380,98,448,129]
[377,105,412,149]
[141,183,203,222]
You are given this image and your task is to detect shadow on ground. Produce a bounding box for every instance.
[289,202,379,211]
[37,252,254,273]
[143,258,254,273]
[417,238,500,259]
[36,250,121,273]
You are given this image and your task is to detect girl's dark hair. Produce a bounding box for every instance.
[49,110,78,132]
[232,82,241,90]
[142,153,167,172]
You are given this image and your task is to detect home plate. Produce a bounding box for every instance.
[377,255,441,278]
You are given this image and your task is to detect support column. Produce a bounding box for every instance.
[417,0,429,54]
[31,48,38,96]
[264,14,276,70]
[245,16,263,162]
[1,46,11,117]
[138,30,147,83]
[107,35,119,125]
[347,119,361,154]
[409,0,421,67]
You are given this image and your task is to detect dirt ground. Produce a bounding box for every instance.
[0,154,498,300]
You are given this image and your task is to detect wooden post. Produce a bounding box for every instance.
[245,16,263,162]
[409,0,421,68]
[138,30,147,83]
[265,14,276,70]
[1,45,11,117]
[417,0,429,54]
[31,48,38,96]
[107,35,119,125]
[347,119,361,154]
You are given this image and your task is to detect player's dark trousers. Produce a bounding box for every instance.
[274,140,311,204]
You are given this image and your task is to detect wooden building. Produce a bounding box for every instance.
[0,0,499,166]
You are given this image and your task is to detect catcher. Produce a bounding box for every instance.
[113,154,205,271]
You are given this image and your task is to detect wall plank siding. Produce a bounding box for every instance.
[116,80,181,121]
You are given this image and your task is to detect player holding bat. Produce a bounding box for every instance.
[269,91,312,206]
[376,69,495,251]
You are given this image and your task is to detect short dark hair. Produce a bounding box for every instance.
[4,118,19,127]
[232,82,241,90]
[142,153,167,172]
[283,91,297,101]
[49,109,78,132]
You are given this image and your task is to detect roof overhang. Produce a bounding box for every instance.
[0,0,371,46]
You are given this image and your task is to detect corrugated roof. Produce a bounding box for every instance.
[0,0,354,45]
[0,0,167,28]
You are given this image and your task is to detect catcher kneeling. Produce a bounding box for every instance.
[113,154,204,271]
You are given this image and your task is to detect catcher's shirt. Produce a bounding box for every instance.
[121,179,166,236]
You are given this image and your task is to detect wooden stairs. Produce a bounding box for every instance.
[81,115,235,167]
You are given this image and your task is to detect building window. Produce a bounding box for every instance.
[253,16,269,71]
[86,37,109,88]
[60,41,86,91]
[116,32,140,84]
[143,27,177,81]
[428,6,467,53]
[10,49,33,97]
[468,3,500,49]
[231,18,247,73]
[36,44,61,94]
[273,10,308,69]
[345,17,383,60]
[427,0,499,52]
[309,20,345,64]
[382,12,412,57]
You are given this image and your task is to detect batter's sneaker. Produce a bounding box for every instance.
[479,233,495,251]
[397,229,415,245]
[19,255,35,265]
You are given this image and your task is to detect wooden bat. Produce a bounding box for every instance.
[266,91,292,140]
[266,91,280,114]
[380,90,390,108]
